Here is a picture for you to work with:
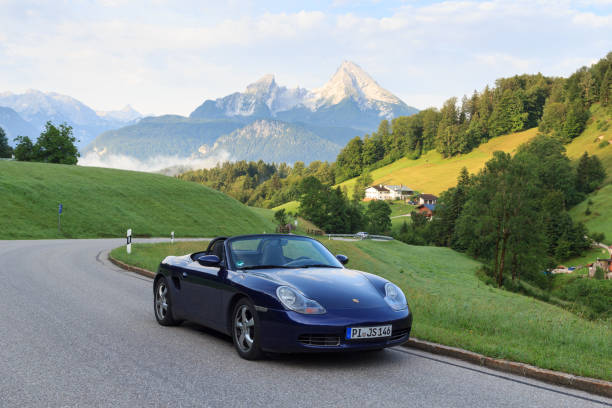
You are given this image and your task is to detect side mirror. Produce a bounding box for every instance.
[197,254,220,267]
[336,254,349,265]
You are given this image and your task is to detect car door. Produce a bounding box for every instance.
[181,240,226,326]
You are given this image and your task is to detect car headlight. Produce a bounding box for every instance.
[384,282,407,311]
[276,286,326,314]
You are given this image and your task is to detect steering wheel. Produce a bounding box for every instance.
[284,257,314,267]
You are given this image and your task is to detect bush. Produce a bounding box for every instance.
[591,232,606,243]
[598,140,610,148]
[585,206,592,215]
[475,266,496,287]
[594,266,605,280]
[554,276,612,319]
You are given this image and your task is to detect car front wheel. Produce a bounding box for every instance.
[232,298,264,360]
[154,277,181,326]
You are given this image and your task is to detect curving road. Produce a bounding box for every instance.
[0,239,610,407]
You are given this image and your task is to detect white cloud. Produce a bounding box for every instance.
[78,151,233,174]
[475,53,534,72]
[0,0,610,116]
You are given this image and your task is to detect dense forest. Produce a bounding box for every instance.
[179,160,336,208]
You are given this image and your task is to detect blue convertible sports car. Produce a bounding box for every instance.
[154,234,412,360]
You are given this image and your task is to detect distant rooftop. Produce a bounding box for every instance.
[384,185,413,192]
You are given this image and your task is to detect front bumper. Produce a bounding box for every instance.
[257,306,412,353]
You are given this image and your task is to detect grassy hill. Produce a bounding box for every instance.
[565,104,612,183]
[274,127,539,211]
[339,128,539,197]
[566,105,612,244]
[111,238,611,381]
[0,161,274,239]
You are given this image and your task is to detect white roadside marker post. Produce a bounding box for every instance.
[127,228,132,254]
[171,231,175,244]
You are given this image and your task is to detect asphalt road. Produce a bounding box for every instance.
[1,238,610,408]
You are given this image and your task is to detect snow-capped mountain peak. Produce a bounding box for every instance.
[246,74,277,95]
[309,60,403,107]
[96,105,143,122]
[190,61,416,121]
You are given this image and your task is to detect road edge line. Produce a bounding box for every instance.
[403,338,611,399]
[108,255,156,279]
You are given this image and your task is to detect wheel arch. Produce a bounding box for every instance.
[225,292,251,334]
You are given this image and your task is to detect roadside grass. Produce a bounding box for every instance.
[0,161,275,239]
[111,241,211,273]
[113,238,611,381]
[337,128,539,197]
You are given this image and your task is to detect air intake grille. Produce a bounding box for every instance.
[390,328,410,341]
[298,334,341,346]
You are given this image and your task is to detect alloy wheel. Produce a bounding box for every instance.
[234,304,255,353]
[155,282,168,320]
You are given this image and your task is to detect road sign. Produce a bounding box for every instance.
[58,203,63,214]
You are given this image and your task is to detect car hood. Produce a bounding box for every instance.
[251,267,387,310]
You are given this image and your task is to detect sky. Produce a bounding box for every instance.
[1,0,611,116]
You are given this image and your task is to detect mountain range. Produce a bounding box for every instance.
[0,90,142,147]
[86,61,417,165]
[0,62,417,166]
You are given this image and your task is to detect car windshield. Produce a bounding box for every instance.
[228,235,343,270]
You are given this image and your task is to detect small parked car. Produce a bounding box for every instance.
[354,231,369,240]
[153,234,412,359]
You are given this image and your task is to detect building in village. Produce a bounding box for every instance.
[418,193,438,205]
[364,184,414,201]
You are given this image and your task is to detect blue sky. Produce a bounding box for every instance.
[0,0,611,115]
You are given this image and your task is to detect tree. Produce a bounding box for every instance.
[366,200,391,234]
[33,122,79,164]
[335,137,363,182]
[13,136,34,161]
[600,67,611,106]
[352,171,373,201]
[563,102,589,141]
[0,127,13,158]
[410,211,427,228]
[576,152,606,194]
[274,209,288,226]
[436,97,460,157]
[488,89,528,137]
[362,134,384,166]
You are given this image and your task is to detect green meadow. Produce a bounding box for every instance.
[0,161,274,239]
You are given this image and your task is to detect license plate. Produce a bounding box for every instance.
[346,325,392,339]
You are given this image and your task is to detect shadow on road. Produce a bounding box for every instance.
[182,321,403,368]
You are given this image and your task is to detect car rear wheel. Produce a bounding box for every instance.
[154,277,180,326]
[232,298,264,360]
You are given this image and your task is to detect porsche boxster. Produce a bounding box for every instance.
[153,234,412,359]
